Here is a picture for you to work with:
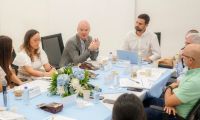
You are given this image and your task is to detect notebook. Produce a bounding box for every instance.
[117,50,138,64]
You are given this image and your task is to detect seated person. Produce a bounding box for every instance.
[13,29,55,80]
[144,44,200,120]
[59,20,100,67]
[0,36,23,92]
[123,13,161,62]
[112,93,146,120]
[185,29,198,38]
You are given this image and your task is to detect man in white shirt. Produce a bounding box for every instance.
[123,13,161,62]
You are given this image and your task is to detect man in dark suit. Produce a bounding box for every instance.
[59,20,100,67]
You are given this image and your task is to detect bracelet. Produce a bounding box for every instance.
[165,85,173,93]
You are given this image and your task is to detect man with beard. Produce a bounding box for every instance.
[59,20,100,67]
[123,14,161,62]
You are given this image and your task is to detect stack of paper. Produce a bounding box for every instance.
[120,68,166,89]
[0,111,26,120]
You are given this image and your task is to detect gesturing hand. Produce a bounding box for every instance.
[88,38,100,51]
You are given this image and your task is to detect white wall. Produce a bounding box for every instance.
[0,0,49,48]
[136,0,200,57]
[2,0,199,57]
[0,0,135,56]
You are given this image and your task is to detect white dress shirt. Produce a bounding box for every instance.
[123,30,161,61]
[80,39,86,54]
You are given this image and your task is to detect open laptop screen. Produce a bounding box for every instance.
[117,50,138,64]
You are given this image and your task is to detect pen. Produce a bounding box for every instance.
[129,78,140,84]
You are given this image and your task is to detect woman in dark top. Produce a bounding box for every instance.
[0,35,23,92]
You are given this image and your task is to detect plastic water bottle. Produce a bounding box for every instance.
[24,86,29,105]
[107,52,113,70]
[175,61,183,77]
[137,52,142,67]
[93,91,100,104]
[114,74,120,88]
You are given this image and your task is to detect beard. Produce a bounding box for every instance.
[135,26,143,32]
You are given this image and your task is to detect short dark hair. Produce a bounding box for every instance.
[112,93,146,120]
[138,14,150,24]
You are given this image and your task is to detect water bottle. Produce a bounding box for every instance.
[114,74,120,88]
[93,91,100,104]
[137,52,142,67]
[107,52,113,70]
[24,86,30,105]
[175,61,183,77]
[93,86,101,104]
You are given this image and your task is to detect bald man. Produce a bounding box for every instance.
[176,32,200,80]
[145,44,200,120]
[59,20,100,67]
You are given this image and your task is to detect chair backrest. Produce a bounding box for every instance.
[150,99,200,120]
[187,99,200,120]
[155,32,161,46]
[41,33,64,69]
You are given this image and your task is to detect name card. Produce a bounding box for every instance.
[29,86,41,98]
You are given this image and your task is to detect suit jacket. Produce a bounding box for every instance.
[59,34,99,67]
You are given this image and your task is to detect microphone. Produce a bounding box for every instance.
[2,79,7,107]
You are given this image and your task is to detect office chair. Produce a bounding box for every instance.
[150,99,200,120]
[187,99,200,120]
[155,32,161,46]
[41,33,64,69]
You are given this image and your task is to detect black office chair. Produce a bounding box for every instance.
[41,33,64,69]
[187,99,200,120]
[155,32,161,46]
[150,99,200,120]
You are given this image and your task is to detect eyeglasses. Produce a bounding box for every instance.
[182,53,195,61]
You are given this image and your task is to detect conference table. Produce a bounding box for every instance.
[0,61,174,120]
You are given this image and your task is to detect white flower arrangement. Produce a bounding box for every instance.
[49,65,94,97]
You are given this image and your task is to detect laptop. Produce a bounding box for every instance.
[117,50,138,64]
